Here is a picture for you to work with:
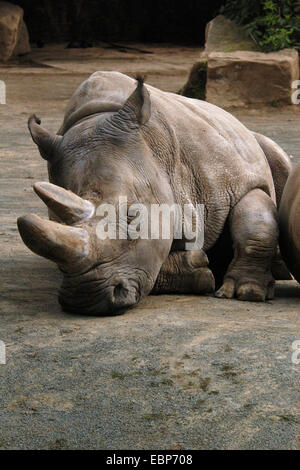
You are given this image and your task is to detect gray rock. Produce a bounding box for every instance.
[13,18,30,57]
[181,15,258,102]
[203,15,258,57]
[0,1,30,62]
[206,49,299,107]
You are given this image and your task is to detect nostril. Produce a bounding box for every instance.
[113,281,138,307]
[113,283,129,302]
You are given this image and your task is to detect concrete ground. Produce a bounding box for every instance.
[0,44,299,450]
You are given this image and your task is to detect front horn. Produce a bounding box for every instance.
[33,182,95,225]
[17,214,89,268]
[28,114,62,161]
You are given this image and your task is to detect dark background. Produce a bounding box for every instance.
[9,0,225,45]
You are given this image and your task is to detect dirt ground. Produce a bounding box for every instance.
[0,44,299,450]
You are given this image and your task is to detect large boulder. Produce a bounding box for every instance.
[0,1,30,62]
[13,18,30,56]
[203,15,258,57]
[206,49,299,107]
[181,14,258,101]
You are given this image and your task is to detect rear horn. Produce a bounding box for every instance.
[33,182,95,225]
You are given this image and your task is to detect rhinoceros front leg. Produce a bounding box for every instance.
[152,250,215,294]
[216,189,278,301]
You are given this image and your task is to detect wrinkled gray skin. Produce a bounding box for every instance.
[18,72,293,315]
[279,161,300,284]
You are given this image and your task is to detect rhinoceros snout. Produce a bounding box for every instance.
[113,280,138,306]
[58,277,139,316]
[18,181,146,316]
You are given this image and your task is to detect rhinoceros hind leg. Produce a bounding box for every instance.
[216,189,278,302]
[271,247,292,280]
[152,250,215,294]
[279,162,300,284]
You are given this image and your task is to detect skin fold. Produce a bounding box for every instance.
[17,72,295,315]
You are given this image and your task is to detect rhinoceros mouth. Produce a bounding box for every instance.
[58,286,140,316]
[58,275,141,316]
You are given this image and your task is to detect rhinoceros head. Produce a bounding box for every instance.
[18,78,174,315]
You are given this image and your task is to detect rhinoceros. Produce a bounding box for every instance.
[279,161,300,284]
[17,71,295,315]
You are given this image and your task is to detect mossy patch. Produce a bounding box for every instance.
[179,61,207,101]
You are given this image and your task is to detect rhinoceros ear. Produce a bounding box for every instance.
[118,75,151,126]
[28,114,62,161]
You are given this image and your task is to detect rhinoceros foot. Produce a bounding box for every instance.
[152,250,215,295]
[215,276,274,302]
[216,188,278,302]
